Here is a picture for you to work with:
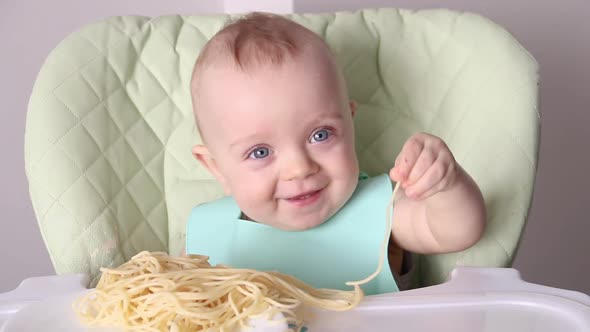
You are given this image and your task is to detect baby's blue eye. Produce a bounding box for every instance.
[310,129,331,143]
[249,147,271,159]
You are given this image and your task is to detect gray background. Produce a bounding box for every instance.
[1,0,588,294]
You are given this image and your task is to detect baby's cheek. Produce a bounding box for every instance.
[235,179,275,214]
[333,172,358,210]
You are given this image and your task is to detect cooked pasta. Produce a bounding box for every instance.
[73,183,400,331]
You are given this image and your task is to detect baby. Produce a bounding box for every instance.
[186,12,486,293]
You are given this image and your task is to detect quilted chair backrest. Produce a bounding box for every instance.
[25,8,539,287]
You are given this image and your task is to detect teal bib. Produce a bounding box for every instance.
[186,174,398,295]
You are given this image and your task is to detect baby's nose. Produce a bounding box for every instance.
[280,151,319,181]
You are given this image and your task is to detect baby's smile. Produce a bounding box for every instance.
[283,187,324,207]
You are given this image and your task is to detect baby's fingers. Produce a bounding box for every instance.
[406,147,436,187]
[404,161,447,200]
[391,137,424,183]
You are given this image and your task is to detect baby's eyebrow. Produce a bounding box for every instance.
[307,112,344,125]
[229,133,263,150]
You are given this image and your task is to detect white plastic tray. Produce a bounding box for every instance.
[1,267,589,331]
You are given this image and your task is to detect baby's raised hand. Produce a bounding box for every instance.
[389,133,458,200]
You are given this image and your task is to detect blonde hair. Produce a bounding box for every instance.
[193,12,326,73]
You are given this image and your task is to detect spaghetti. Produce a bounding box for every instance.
[73,182,400,331]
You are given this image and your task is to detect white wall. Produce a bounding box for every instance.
[1,0,588,294]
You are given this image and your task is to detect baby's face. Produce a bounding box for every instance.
[195,52,359,230]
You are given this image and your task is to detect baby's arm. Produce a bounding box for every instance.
[390,133,486,254]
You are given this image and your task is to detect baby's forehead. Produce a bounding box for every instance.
[195,62,346,143]
[194,41,343,111]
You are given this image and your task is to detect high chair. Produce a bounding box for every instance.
[24,8,539,288]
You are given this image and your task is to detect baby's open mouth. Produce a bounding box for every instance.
[285,189,323,206]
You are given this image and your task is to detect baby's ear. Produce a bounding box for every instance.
[349,100,357,117]
[192,145,231,195]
